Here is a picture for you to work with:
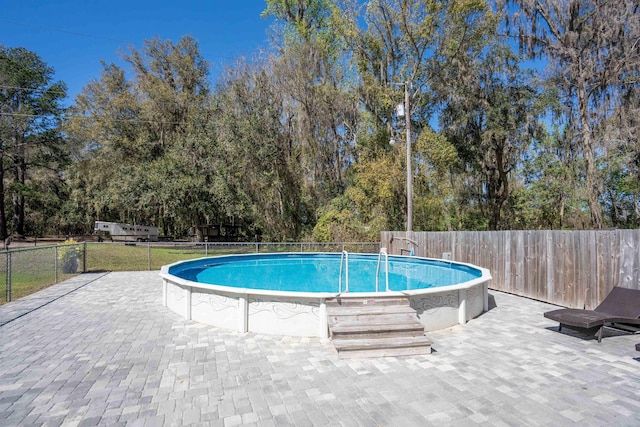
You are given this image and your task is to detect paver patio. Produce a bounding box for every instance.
[1,271,639,426]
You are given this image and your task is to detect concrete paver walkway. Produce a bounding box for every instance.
[1,272,639,426]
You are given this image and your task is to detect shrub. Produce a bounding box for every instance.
[59,239,80,274]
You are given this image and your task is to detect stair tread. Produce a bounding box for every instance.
[328,315,417,328]
[331,322,423,333]
[333,336,432,351]
[326,297,409,306]
[327,305,415,316]
[337,346,431,358]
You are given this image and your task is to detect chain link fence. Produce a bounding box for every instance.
[1,243,86,304]
[1,241,379,304]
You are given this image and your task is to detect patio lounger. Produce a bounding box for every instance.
[544,286,640,343]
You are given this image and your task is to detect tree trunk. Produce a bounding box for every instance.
[577,84,603,229]
[559,195,565,229]
[0,153,8,240]
[12,133,26,236]
[193,214,203,242]
[12,195,24,236]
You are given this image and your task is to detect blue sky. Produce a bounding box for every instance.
[1,1,274,103]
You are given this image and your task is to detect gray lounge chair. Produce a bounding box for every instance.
[544,286,640,342]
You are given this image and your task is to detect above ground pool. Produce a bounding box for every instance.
[160,252,492,338]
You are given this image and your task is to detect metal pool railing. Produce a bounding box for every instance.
[339,250,350,293]
[376,247,390,292]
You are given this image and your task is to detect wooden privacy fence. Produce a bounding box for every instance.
[381,230,640,309]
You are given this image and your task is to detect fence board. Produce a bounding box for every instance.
[545,231,553,303]
[381,230,640,309]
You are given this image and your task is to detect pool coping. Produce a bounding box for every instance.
[160,252,492,297]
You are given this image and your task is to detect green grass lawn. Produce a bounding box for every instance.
[0,243,224,304]
[1,241,378,304]
[0,246,79,303]
[85,243,256,271]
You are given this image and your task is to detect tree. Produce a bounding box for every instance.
[264,0,359,223]
[513,125,588,229]
[313,151,405,241]
[65,36,226,238]
[0,46,67,238]
[263,0,335,44]
[506,0,640,228]
[214,61,303,240]
[330,0,498,230]
[440,45,543,230]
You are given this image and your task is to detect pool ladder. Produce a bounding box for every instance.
[339,250,349,293]
[376,247,390,292]
[339,248,390,293]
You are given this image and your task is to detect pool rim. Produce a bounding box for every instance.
[159,251,492,299]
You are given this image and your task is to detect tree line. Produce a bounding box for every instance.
[1,0,639,242]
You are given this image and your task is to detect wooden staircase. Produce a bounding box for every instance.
[327,296,432,358]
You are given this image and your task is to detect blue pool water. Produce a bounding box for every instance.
[169,253,482,293]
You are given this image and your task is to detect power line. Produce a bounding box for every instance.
[0,19,131,44]
[1,19,241,62]
[0,84,208,101]
[0,84,67,96]
[1,113,60,118]
[0,111,198,126]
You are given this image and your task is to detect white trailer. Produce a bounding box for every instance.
[94,221,159,242]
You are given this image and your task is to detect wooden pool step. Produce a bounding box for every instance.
[331,321,425,339]
[328,307,418,326]
[326,296,432,358]
[332,336,433,359]
[326,296,411,308]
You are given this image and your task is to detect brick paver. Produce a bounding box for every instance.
[1,271,639,426]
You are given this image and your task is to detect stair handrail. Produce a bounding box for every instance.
[339,250,349,293]
[376,247,390,292]
[400,237,418,256]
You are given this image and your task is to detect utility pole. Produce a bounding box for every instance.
[405,81,412,232]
